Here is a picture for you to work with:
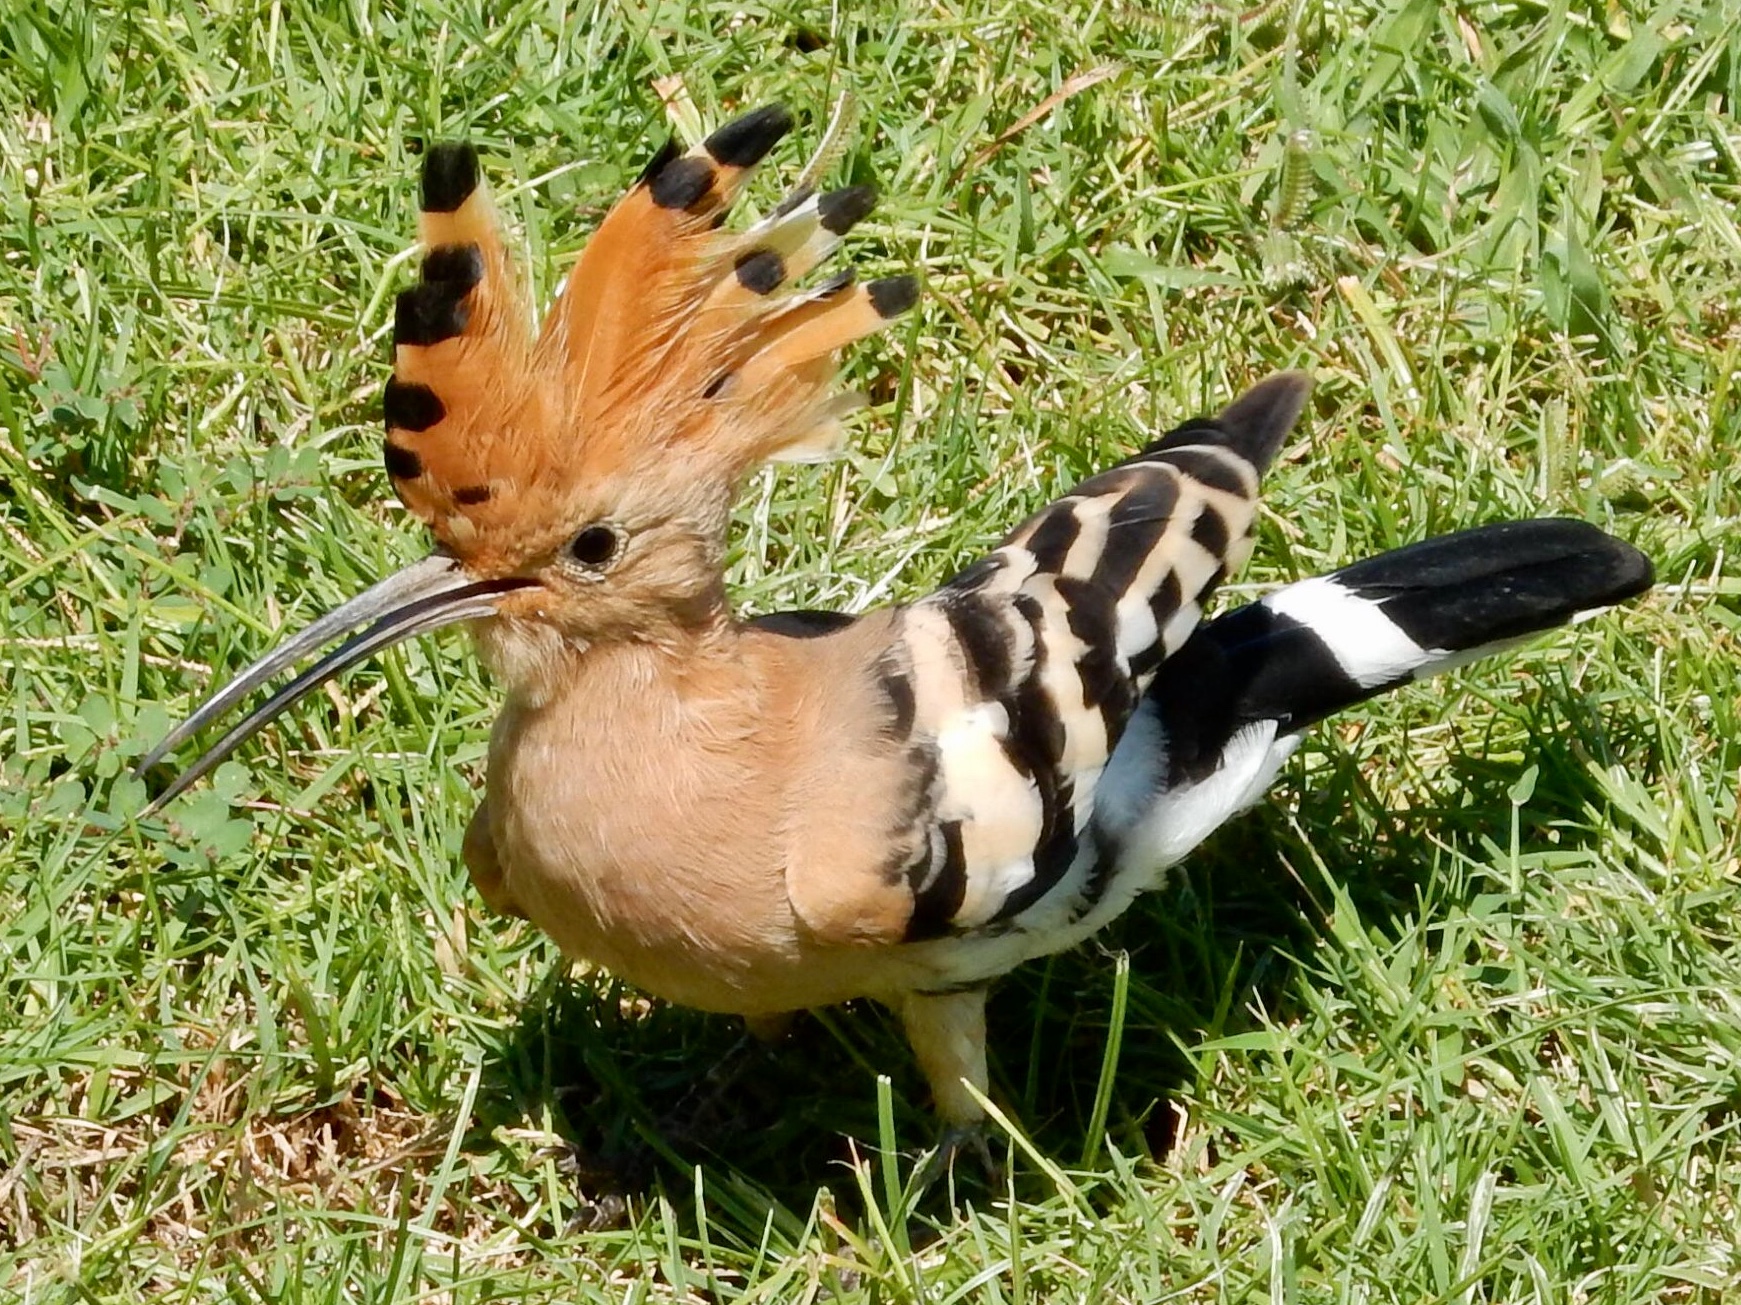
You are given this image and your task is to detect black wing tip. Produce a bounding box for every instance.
[1213,371,1313,472]
[704,103,796,168]
[421,142,480,213]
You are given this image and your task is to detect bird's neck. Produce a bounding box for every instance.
[471,609,747,714]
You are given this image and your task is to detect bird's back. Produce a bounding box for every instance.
[773,375,1315,983]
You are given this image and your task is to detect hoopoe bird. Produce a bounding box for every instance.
[140,104,1653,1145]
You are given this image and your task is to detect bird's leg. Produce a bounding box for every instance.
[899,988,989,1126]
[900,987,1003,1184]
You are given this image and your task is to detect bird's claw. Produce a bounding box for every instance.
[916,1122,1004,1190]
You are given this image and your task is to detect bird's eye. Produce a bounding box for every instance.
[568,524,622,569]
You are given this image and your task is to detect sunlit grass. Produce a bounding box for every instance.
[3,0,1737,1299]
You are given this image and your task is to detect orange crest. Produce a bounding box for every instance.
[382,105,916,573]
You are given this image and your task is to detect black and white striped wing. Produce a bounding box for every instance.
[878,374,1311,940]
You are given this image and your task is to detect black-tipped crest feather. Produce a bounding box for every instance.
[421,143,479,213]
[383,379,445,431]
[868,275,919,318]
[648,155,715,210]
[635,136,683,188]
[422,243,484,288]
[704,103,795,167]
[394,282,470,346]
[383,441,422,481]
[818,183,878,234]
[734,248,786,294]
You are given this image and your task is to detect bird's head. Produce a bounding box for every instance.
[141,102,913,805]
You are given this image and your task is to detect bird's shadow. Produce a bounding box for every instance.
[462,707,1640,1226]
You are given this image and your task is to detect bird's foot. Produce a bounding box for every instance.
[916,1121,1004,1191]
[548,1137,634,1232]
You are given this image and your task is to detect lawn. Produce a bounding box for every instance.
[3,0,1738,1299]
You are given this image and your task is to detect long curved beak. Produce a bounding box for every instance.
[136,552,534,812]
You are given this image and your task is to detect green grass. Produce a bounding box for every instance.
[3,0,1738,1299]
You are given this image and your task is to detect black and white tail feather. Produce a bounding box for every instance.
[1097,518,1654,884]
[872,374,1652,985]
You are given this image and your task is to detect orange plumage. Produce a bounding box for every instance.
[382,106,915,577]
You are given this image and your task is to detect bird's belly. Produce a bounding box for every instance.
[484,765,932,1016]
[487,805,799,1013]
